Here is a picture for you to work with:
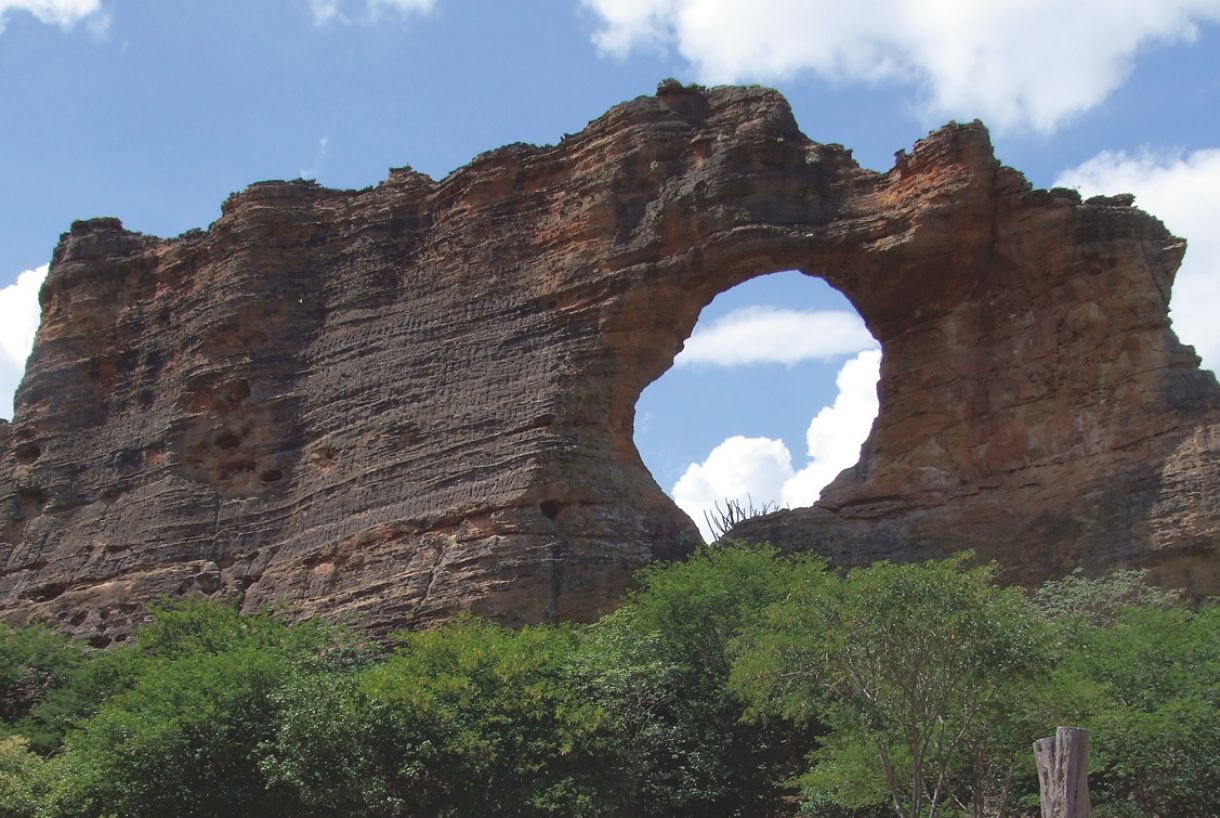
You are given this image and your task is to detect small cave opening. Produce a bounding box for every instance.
[14,441,41,464]
[214,430,243,450]
[633,270,880,542]
[539,499,563,521]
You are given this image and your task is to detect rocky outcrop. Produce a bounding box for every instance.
[1,84,1217,643]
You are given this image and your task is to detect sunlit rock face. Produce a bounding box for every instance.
[1,84,1217,643]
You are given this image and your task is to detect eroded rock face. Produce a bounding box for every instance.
[1,85,1217,642]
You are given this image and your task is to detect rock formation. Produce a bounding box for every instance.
[1,84,1217,643]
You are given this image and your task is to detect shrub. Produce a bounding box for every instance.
[732,555,1051,818]
[44,600,373,818]
[1042,604,1219,818]
[1032,567,1182,627]
[0,735,53,818]
[579,545,824,817]
[0,622,85,728]
[353,615,612,818]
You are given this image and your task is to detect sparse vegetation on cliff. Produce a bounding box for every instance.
[1,551,1215,818]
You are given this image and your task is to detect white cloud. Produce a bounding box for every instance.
[581,0,1220,132]
[308,0,343,24]
[301,135,330,179]
[370,0,435,12]
[781,349,881,508]
[672,349,881,540]
[675,306,876,367]
[1054,148,1220,373]
[673,434,794,541]
[82,4,108,38]
[0,264,48,420]
[0,0,105,32]
[309,0,435,26]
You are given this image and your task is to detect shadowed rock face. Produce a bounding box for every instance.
[1,84,1217,643]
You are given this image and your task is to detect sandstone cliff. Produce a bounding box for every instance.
[2,84,1217,643]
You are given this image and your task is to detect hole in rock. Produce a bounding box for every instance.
[217,459,257,482]
[25,580,67,603]
[17,486,49,518]
[539,499,562,521]
[259,468,283,484]
[214,431,242,450]
[194,572,222,595]
[117,349,140,374]
[14,441,41,464]
[634,271,881,542]
[218,378,251,407]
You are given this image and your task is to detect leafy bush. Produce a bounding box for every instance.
[42,600,375,818]
[1032,567,1182,626]
[0,735,54,818]
[354,615,612,818]
[0,549,1213,818]
[732,555,1051,818]
[259,672,401,817]
[1041,604,1219,818]
[16,642,147,755]
[52,647,299,818]
[0,622,85,728]
[580,545,824,817]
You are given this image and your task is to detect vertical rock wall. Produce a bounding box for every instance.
[1,85,1216,642]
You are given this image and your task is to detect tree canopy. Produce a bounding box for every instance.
[0,550,1213,818]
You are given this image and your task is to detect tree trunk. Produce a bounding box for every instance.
[1034,727,1090,818]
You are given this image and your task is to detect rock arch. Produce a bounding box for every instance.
[2,84,1218,641]
[632,269,879,539]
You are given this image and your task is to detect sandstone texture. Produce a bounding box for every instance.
[1,84,1217,643]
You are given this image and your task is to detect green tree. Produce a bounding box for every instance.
[0,622,85,728]
[732,555,1049,818]
[16,643,148,755]
[45,600,371,818]
[0,735,54,818]
[259,672,403,818]
[51,646,297,818]
[1032,567,1182,627]
[579,544,824,818]
[349,615,611,818]
[1042,604,1218,818]
[18,598,379,759]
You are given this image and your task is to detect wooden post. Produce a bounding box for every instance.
[1034,726,1090,818]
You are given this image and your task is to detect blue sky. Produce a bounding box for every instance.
[3,0,1219,538]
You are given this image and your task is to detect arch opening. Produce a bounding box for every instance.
[633,270,881,542]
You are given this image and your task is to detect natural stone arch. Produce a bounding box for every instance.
[630,268,878,538]
[587,88,1218,598]
[2,84,1218,642]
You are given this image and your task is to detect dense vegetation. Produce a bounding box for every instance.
[1,547,1215,818]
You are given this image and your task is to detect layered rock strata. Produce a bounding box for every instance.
[2,84,1217,642]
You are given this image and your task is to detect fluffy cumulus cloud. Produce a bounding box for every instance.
[308,0,435,26]
[780,349,882,507]
[582,0,1220,132]
[676,306,876,367]
[0,0,106,32]
[672,435,794,540]
[1054,148,1220,373]
[673,349,881,540]
[0,265,48,419]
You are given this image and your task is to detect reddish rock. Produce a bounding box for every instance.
[1,84,1216,642]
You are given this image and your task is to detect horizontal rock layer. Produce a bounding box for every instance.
[1,84,1217,643]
